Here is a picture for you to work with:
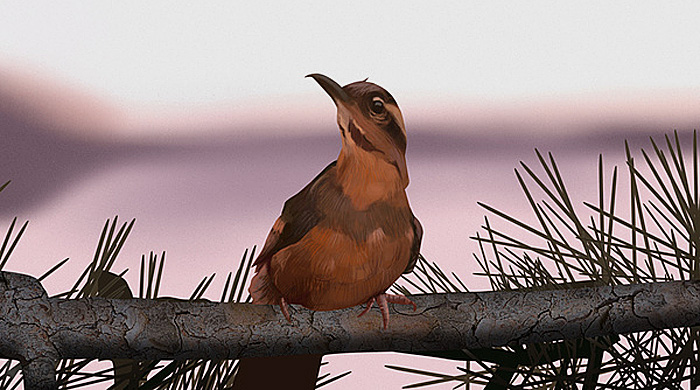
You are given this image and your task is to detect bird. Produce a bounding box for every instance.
[249,73,422,329]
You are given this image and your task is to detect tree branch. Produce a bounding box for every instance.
[2,270,700,389]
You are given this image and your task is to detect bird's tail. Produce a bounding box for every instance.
[248,263,281,305]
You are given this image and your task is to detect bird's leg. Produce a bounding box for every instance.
[279,297,292,323]
[357,293,416,329]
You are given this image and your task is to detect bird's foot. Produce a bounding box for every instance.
[357,293,416,329]
[280,297,292,323]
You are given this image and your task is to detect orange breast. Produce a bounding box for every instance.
[269,225,412,310]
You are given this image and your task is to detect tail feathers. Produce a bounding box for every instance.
[249,263,281,305]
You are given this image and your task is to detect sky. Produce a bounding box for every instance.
[1,2,700,389]
[1,1,700,132]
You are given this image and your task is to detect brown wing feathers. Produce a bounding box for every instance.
[404,215,423,274]
[250,159,422,306]
[249,162,333,304]
[252,162,334,268]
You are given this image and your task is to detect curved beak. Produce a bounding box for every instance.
[306,73,350,106]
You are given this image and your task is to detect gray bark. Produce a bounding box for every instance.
[2,271,700,389]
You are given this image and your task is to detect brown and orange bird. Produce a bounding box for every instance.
[249,74,422,329]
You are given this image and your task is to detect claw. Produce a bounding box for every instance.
[279,297,292,322]
[358,293,416,329]
[357,297,376,317]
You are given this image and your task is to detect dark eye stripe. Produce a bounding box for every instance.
[384,116,406,153]
[363,97,405,153]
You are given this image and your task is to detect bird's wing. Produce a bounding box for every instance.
[403,214,423,274]
[253,161,336,267]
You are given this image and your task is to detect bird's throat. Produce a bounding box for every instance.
[336,149,408,210]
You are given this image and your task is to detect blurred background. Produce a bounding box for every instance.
[1,1,699,388]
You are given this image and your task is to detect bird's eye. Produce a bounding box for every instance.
[371,98,385,114]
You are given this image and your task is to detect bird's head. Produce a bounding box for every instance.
[307,73,409,187]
